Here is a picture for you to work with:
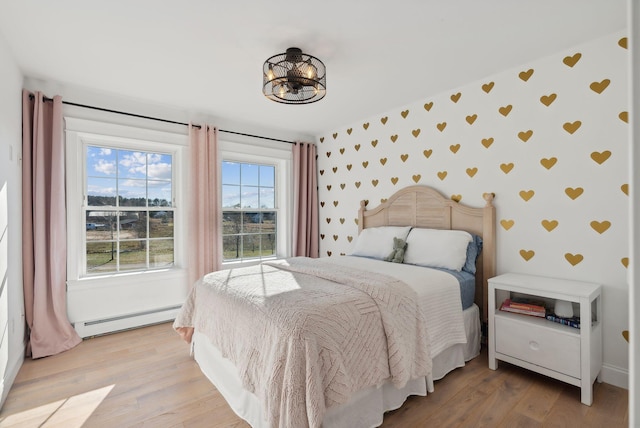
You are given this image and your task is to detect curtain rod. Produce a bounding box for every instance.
[29,94,296,145]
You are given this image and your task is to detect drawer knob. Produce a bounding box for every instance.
[529,340,540,351]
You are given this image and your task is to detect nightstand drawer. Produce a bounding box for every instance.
[495,315,580,378]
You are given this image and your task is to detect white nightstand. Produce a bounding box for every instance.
[488,273,602,406]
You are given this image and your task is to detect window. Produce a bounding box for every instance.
[85,146,175,274]
[222,161,277,261]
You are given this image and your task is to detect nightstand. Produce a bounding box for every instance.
[488,273,602,405]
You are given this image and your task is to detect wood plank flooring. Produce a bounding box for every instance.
[0,322,628,427]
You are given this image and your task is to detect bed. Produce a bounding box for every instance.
[174,185,496,428]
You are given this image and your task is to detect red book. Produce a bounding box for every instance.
[500,299,546,317]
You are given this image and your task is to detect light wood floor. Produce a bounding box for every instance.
[0,322,628,427]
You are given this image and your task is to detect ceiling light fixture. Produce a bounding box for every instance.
[263,47,326,104]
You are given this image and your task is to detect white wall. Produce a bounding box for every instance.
[316,31,630,389]
[0,33,24,407]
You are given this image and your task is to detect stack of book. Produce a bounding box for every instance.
[499,298,546,317]
[546,314,581,329]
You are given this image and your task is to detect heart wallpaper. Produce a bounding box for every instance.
[316,32,629,381]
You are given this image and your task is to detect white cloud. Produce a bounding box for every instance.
[94,159,116,175]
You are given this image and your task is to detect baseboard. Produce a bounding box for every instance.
[74,306,181,338]
[0,345,25,409]
[599,363,629,390]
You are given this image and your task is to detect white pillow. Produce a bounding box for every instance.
[350,226,412,260]
[403,228,472,271]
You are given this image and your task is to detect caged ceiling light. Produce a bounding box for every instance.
[263,47,326,104]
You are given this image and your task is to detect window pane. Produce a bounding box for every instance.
[222,185,240,208]
[261,233,276,257]
[86,210,117,241]
[87,146,117,178]
[150,239,174,268]
[261,212,276,233]
[260,165,274,187]
[222,212,241,234]
[242,235,260,258]
[150,211,173,238]
[147,153,172,181]
[87,177,117,206]
[119,178,147,206]
[223,235,240,260]
[148,180,172,206]
[86,241,117,274]
[119,211,147,240]
[241,186,259,208]
[260,187,275,209]
[242,211,261,234]
[119,240,147,271]
[222,161,240,185]
[241,163,259,186]
[118,150,146,179]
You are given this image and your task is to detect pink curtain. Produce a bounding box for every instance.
[292,142,319,258]
[188,124,221,286]
[22,90,81,358]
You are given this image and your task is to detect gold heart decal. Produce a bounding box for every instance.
[363,122,369,130]
[541,219,558,232]
[423,149,433,158]
[591,150,611,164]
[500,163,514,174]
[466,114,478,125]
[451,194,462,202]
[619,111,628,123]
[327,251,332,256]
[519,190,535,201]
[520,249,535,261]
[332,167,337,173]
[390,134,398,143]
[466,167,478,177]
[326,151,331,157]
[380,116,388,125]
[450,144,460,154]
[563,53,581,67]
[518,130,533,142]
[371,139,378,147]
[380,157,387,165]
[333,235,338,241]
[339,147,345,154]
[622,257,629,268]
[347,235,353,243]
[619,37,628,49]
[540,93,557,106]
[498,105,512,116]
[371,179,379,187]
[519,69,534,81]
[326,218,331,224]
[565,253,584,266]
[437,122,447,132]
[333,200,339,207]
[424,102,433,111]
[320,201,325,207]
[319,170,325,175]
[380,198,387,203]
[355,181,361,188]
[565,187,584,200]
[340,183,345,189]
[621,183,629,195]
[412,129,421,138]
[346,164,352,171]
[332,132,338,139]
[481,137,494,148]
[400,154,409,162]
[540,157,557,169]
[320,137,324,143]
[346,128,352,135]
[482,82,495,93]
[354,144,361,151]
[500,219,515,230]
[390,177,399,185]
[563,121,582,134]
[362,161,369,168]
[340,218,345,224]
[590,79,610,94]
[401,110,409,118]
[412,174,421,183]
[437,171,447,181]
[590,220,611,234]
[450,92,461,103]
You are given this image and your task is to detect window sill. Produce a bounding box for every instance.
[67,267,187,291]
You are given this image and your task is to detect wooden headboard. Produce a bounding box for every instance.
[358,185,496,322]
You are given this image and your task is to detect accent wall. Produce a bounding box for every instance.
[316,31,629,387]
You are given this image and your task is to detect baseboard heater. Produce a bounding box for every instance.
[73,305,182,338]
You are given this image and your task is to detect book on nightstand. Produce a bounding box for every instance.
[546,313,581,329]
[499,298,546,317]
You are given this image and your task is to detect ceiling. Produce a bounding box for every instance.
[0,0,627,136]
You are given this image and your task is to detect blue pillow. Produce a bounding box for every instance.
[462,234,483,275]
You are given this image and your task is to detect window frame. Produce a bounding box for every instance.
[65,118,188,282]
[219,139,292,267]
